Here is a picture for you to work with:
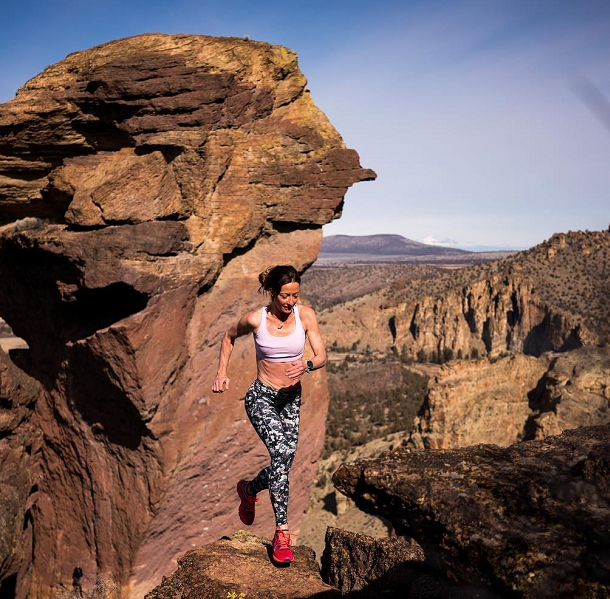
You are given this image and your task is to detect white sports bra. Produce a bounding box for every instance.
[253,305,306,362]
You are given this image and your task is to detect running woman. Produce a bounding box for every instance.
[212,264,326,565]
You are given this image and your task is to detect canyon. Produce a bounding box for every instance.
[1,31,609,599]
[310,229,610,361]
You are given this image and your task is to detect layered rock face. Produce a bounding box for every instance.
[0,34,374,598]
[410,353,551,449]
[334,424,610,599]
[410,346,610,450]
[320,274,589,363]
[0,351,41,599]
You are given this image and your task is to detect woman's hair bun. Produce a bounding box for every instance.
[258,265,300,296]
[258,265,274,287]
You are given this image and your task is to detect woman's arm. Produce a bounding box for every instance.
[212,311,258,393]
[302,305,327,371]
[285,305,327,380]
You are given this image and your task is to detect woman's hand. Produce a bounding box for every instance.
[285,360,308,380]
[212,374,230,393]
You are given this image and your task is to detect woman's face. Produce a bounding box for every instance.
[272,281,300,315]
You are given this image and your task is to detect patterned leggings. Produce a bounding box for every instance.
[245,379,301,527]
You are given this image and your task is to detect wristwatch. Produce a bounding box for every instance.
[305,360,314,374]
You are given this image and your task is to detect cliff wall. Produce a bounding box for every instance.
[319,273,591,362]
[410,345,610,449]
[333,424,610,598]
[0,34,374,598]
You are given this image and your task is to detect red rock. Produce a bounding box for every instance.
[0,33,375,598]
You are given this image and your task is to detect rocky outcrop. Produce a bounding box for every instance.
[0,350,41,599]
[333,424,610,599]
[144,526,499,599]
[145,530,340,599]
[320,527,424,596]
[398,277,589,360]
[0,34,374,598]
[410,354,551,449]
[527,345,610,439]
[410,346,610,450]
[319,274,590,363]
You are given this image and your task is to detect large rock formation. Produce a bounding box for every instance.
[333,424,610,599]
[0,34,374,598]
[0,351,41,599]
[410,353,551,449]
[315,229,610,362]
[410,346,610,449]
[320,274,590,362]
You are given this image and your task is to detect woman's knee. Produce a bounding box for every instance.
[269,449,294,472]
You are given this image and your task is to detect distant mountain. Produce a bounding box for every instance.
[320,234,471,257]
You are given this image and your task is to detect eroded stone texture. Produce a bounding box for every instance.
[410,354,551,449]
[333,425,610,599]
[145,530,340,599]
[409,346,610,450]
[0,33,374,598]
[318,272,596,364]
[527,346,610,439]
[0,350,41,599]
[320,527,424,596]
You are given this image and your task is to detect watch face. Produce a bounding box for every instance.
[307,360,314,370]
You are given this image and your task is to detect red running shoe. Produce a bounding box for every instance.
[236,480,258,526]
[272,528,294,565]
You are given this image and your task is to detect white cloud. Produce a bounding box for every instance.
[422,236,460,247]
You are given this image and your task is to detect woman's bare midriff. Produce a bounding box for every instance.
[257,359,301,391]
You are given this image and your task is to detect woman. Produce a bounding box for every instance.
[212,265,326,565]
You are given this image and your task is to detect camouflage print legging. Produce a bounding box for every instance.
[245,378,301,527]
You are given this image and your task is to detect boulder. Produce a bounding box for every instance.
[320,527,424,596]
[145,530,339,599]
[333,425,610,598]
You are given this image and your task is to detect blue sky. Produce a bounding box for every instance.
[1,0,609,250]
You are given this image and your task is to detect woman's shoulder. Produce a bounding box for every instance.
[240,307,263,331]
[238,308,262,335]
[297,304,317,325]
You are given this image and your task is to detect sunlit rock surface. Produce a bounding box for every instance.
[0,33,374,598]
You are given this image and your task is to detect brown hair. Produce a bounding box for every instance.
[258,265,300,297]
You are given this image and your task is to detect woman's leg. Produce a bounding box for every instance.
[245,381,301,527]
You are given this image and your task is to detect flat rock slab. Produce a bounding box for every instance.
[145,530,340,599]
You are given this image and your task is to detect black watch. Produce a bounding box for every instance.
[305,360,314,374]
